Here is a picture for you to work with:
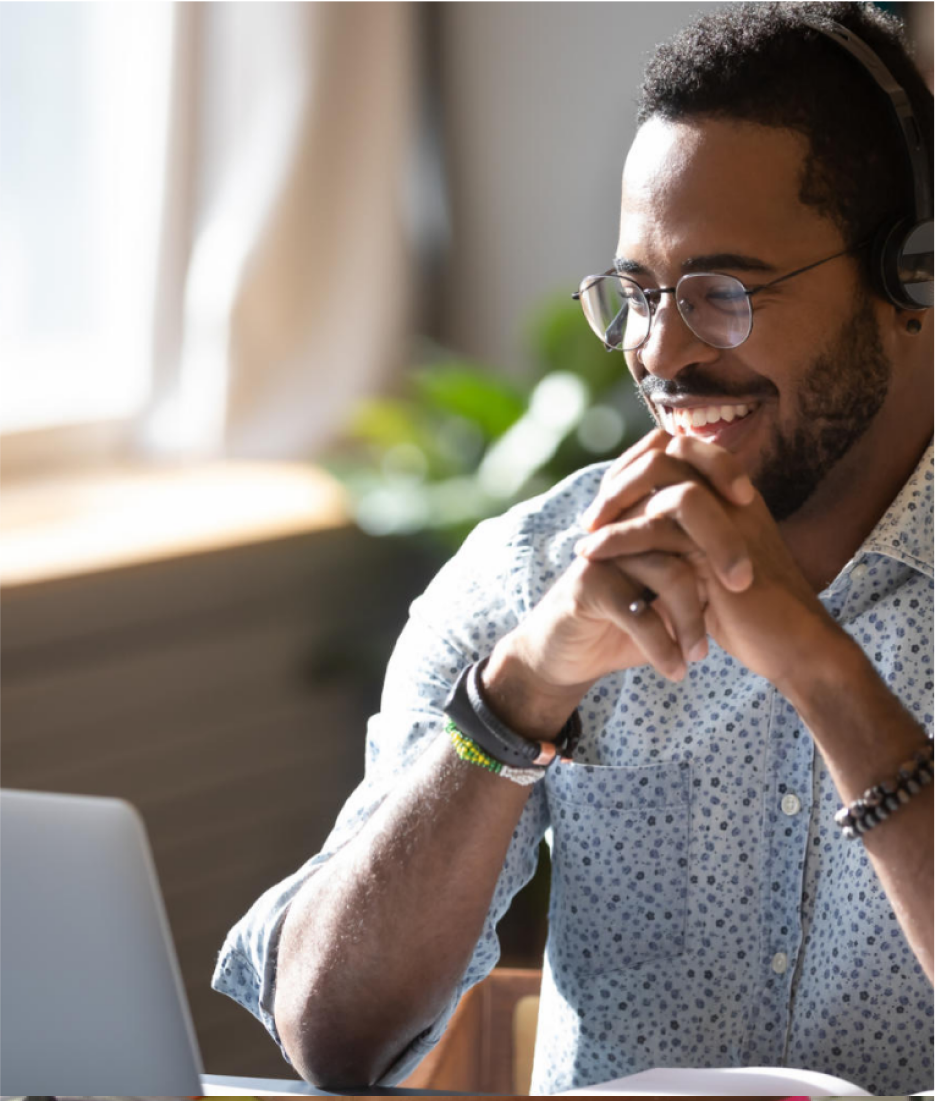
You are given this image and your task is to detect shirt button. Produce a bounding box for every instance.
[781,793,801,816]
[771,951,789,974]
[850,562,869,582]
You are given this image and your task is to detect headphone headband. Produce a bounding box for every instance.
[803,18,931,224]
[801,16,933,309]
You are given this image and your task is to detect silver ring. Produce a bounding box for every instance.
[627,586,657,616]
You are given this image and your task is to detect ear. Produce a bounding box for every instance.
[891,308,934,392]
[876,299,931,358]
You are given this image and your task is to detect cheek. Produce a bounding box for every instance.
[732,325,808,411]
[624,348,642,382]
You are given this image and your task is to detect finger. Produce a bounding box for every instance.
[644,481,753,591]
[583,448,683,531]
[602,427,670,481]
[605,551,708,664]
[583,430,671,525]
[575,513,696,560]
[664,433,755,505]
[583,437,754,531]
[578,560,688,681]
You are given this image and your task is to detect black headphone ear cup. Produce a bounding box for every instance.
[874,218,934,309]
[873,219,911,308]
[896,219,934,309]
[869,220,899,304]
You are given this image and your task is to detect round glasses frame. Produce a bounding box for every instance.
[573,243,868,352]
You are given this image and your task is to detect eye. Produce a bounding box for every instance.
[676,274,749,325]
[707,287,746,303]
[701,283,748,315]
[617,282,650,315]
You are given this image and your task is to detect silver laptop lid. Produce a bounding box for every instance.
[0,789,204,1095]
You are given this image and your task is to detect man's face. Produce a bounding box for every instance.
[617,116,891,521]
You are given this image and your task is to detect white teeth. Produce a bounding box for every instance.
[663,403,755,435]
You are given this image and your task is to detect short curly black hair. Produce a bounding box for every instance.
[637,2,933,255]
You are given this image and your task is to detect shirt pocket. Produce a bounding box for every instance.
[545,758,691,976]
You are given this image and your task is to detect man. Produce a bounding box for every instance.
[213,3,934,1094]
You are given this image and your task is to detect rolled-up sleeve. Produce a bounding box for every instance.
[211,494,567,1078]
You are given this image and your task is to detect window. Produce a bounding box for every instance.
[0,3,173,435]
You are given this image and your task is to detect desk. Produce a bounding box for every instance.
[201,1075,472,1096]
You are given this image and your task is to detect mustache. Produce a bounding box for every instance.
[639,372,778,402]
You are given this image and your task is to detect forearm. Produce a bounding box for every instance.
[273,733,530,1087]
[780,632,933,980]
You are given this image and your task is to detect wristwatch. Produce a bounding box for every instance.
[443,658,581,769]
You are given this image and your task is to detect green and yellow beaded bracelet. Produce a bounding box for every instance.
[445,720,545,786]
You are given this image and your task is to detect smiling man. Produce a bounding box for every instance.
[213,4,934,1095]
[614,118,898,528]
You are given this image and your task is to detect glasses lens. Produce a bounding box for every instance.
[675,274,752,349]
[577,275,649,351]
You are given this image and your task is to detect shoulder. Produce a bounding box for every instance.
[450,461,610,610]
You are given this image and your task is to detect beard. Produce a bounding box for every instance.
[751,294,891,521]
[635,291,892,522]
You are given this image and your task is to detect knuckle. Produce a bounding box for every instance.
[663,560,696,595]
[711,447,739,474]
[668,555,695,582]
[647,513,679,540]
[644,483,679,515]
[664,434,688,459]
[642,448,671,479]
[651,481,690,515]
[632,550,667,573]
[573,556,609,597]
[677,480,707,510]
[572,554,597,585]
[614,439,644,471]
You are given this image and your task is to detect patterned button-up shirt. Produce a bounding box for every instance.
[213,443,934,1095]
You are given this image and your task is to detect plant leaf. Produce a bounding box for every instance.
[412,363,527,440]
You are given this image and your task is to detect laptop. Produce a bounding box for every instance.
[0,788,346,1096]
[1,788,207,1095]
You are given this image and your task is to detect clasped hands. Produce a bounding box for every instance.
[500,429,841,721]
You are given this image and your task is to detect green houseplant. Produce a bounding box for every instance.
[326,294,653,551]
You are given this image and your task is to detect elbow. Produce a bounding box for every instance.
[280,1029,380,1091]
[274,983,402,1090]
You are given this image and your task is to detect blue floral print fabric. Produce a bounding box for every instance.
[213,443,933,1095]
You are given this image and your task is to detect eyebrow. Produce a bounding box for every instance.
[615,253,779,277]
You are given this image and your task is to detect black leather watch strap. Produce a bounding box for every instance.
[443,658,581,770]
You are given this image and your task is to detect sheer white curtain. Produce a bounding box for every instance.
[146,1,417,462]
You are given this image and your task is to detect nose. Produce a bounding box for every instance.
[628,293,720,381]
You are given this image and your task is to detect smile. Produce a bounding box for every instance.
[651,400,758,438]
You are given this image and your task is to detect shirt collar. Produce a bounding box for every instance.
[859,439,934,580]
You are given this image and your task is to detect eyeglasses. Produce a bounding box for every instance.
[573,244,866,352]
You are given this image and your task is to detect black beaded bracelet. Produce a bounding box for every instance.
[834,741,933,840]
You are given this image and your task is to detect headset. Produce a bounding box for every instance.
[804,17,933,310]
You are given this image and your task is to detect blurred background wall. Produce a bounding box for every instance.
[433,3,718,371]
[1,0,931,1080]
